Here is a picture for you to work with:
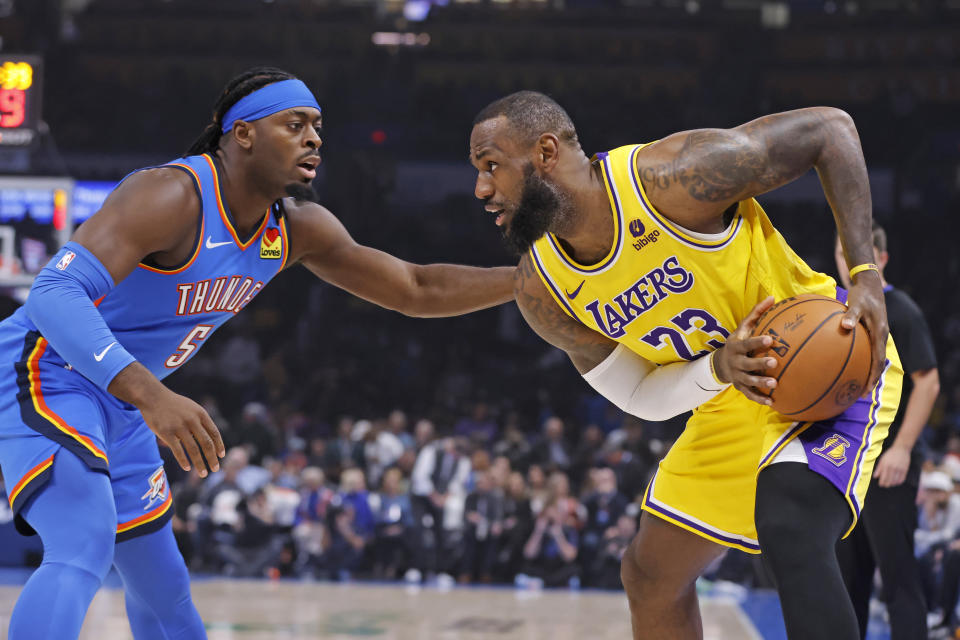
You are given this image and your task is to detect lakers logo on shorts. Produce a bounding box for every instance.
[140,466,168,511]
[812,434,851,467]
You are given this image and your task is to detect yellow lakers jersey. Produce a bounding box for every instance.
[529,144,837,367]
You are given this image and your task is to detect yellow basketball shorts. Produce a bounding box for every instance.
[641,336,903,553]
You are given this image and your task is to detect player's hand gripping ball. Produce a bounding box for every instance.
[750,294,873,422]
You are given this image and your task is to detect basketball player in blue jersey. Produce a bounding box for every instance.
[0,67,514,639]
[468,92,901,639]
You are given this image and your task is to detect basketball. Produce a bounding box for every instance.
[750,294,872,422]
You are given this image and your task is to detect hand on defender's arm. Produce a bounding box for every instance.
[712,297,778,406]
[108,362,225,475]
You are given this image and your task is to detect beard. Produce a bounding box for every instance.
[285,181,319,202]
[501,163,573,255]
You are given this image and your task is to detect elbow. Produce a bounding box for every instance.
[930,372,941,400]
[624,403,676,423]
[395,267,433,318]
[822,107,857,136]
[397,299,432,318]
[22,278,54,325]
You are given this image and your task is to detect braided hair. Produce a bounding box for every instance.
[184,66,298,157]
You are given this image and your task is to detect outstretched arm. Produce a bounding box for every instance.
[285,201,514,317]
[636,107,886,390]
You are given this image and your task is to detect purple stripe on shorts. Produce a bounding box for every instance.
[797,358,890,516]
[847,358,890,516]
[643,476,761,551]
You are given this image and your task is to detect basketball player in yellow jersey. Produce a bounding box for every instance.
[469,92,902,640]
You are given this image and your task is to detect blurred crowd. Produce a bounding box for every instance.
[157,403,664,589]
[2,0,960,617]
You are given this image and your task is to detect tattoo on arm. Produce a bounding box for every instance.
[515,254,616,373]
[640,109,831,205]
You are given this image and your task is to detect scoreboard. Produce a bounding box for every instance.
[0,176,73,288]
[0,55,42,148]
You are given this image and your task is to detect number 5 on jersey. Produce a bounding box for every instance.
[166,324,213,368]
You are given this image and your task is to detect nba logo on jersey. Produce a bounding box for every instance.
[260,227,282,259]
[811,434,851,467]
[140,467,168,511]
[56,251,76,271]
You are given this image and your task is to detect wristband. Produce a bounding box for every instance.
[848,263,879,279]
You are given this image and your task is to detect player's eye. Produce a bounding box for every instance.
[488,162,498,173]
[288,122,304,131]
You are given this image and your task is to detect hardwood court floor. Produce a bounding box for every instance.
[0,579,765,639]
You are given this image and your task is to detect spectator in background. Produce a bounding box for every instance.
[233,402,277,465]
[327,416,362,476]
[580,467,629,586]
[460,470,504,584]
[264,455,299,490]
[940,436,960,482]
[571,425,605,487]
[490,455,512,493]
[527,464,548,515]
[413,418,436,452]
[470,449,491,479]
[223,488,287,577]
[307,437,328,469]
[606,417,658,500]
[170,468,206,568]
[546,470,583,530]
[915,471,960,632]
[410,436,471,581]
[199,448,250,571]
[531,417,571,473]
[359,419,404,489]
[497,471,533,582]
[836,225,940,640]
[371,467,414,579]
[521,495,580,588]
[455,401,499,447]
[216,321,263,402]
[326,468,375,580]
[591,514,637,590]
[388,409,415,451]
[293,467,333,575]
[493,422,532,472]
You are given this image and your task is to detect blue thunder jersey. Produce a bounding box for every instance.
[4,153,289,380]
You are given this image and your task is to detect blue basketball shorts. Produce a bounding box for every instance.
[0,328,172,541]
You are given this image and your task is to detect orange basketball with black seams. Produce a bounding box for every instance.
[749,293,872,422]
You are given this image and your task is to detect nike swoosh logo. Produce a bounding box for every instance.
[565,280,585,300]
[94,342,117,362]
[205,236,234,249]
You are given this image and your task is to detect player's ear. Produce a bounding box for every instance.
[536,133,560,172]
[876,248,889,270]
[231,121,255,150]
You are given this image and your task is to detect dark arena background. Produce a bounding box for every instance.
[1,1,960,638]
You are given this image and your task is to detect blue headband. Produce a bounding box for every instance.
[221,79,321,134]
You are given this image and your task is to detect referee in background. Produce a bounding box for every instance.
[835,222,941,640]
